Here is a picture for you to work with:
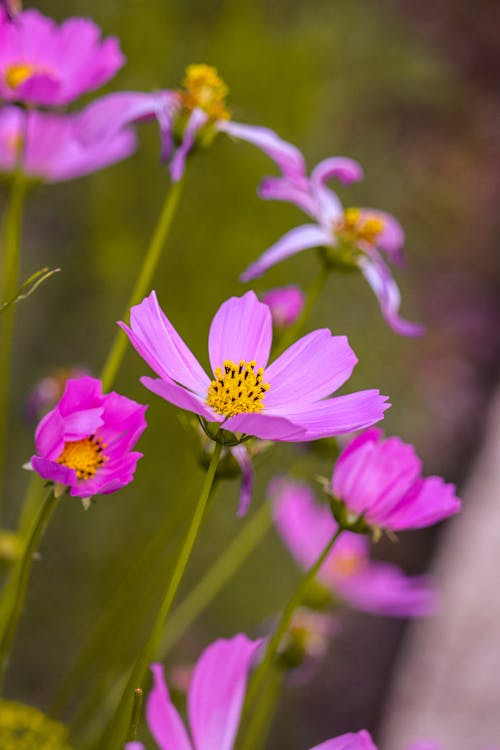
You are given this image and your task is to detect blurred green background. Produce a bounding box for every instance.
[1,0,499,747]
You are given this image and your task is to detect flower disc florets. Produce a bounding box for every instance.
[206,359,270,418]
[56,434,107,480]
[336,207,385,247]
[181,64,229,121]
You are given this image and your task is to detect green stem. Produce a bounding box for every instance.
[126,688,143,743]
[0,162,27,515]
[273,265,329,357]
[0,488,60,685]
[100,179,184,391]
[243,527,343,714]
[238,670,282,750]
[102,442,223,750]
[161,499,272,655]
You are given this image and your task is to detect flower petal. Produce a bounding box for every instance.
[240,224,331,282]
[258,176,317,218]
[121,291,210,394]
[31,456,75,487]
[385,476,461,531]
[170,107,208,182]
[265,330,357,409]
[309,731,378,750]
[208,291,272,372]
[188,635,261,750]
[217,120,305,177]
[140,376,216,422]
[311,156,364,187]
[231,444,253,516]
[146,663,193,750]
[358,252,424,337]
[223,412,307,442]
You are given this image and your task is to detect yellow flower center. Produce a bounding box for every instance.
[336,207,385,246]
[206,359,270,418]
[181,64,230,120]
[4,63,37,89]
[57,435,107,481]
[329,551,364,578]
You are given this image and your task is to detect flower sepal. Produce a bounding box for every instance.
[318,243,360,273]
[198,417,250,447]
[299,578,336,612]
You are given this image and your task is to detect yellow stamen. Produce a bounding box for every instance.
[206,359,270,418]
[57,435,107,481]
[336,207,385,246]
[4,63,36,89]
[181,64,230,120]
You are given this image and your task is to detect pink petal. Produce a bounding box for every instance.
[231,444,254,516]
[358,252,424,337]
[386,476,461,531]
[208,291,272,372]
[31,456,75,487]
[34,407,66,459]
[217,120,305,177]
[311,156,364,187]
[188,635,261,750]
[146,663,193,750]
[265,330,357,409]
[170,107,208,182]
[140,376,216,422]
[121,291,210,394]
[223,412,306,442]
[258,176,317,218]
[125,744,145,750]
[240,224,331,282]
[57,376,102,415]
[309,731,378,750]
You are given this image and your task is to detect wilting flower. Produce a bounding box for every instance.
[0,0,21,21]
[332,428,461,532]
[25,366,90,422]
[0,8,124,106]
[241,156,422,337]
[0,107,136,183]
[121,290,388,446]
[78,63,305,183]
[261,285,305,328]
[31,376,147,501]
[124,634,374,750]
[271,478,436,617]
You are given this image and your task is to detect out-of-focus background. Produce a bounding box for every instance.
[1,0,500,747]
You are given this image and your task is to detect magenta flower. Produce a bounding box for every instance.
[77,64,305,183]
[0,107,136,182]
[332,428,461,532]
[123,635,375,750]
[261,285,305,328]
[241,156,423,337]
[120,290,389,445]
[271,478,436,617]
[0,8,124,106]
[0,0,21,21]
[31,376,147,500]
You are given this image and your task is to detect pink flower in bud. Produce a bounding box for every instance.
[261,285,304,328]
[31,376,147,501]
[0,8,124,106]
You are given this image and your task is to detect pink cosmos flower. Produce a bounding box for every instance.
[0,8,124,106]
[271,478,436,617]
[77,64,305,183]
[261,285,305,328]
[123,634,375,750]
[31,376,147,500]
[120,290,389,445]
[0,107,137,182]
[241,156,423,337]
[332,428,461,532]
[0,0,21,21]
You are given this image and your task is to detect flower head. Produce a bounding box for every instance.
[261,285,305,328]
[31,376,147,501]
[120,290,388,449]
[241,156,422,337]
[0,107,136,183]
[0,9,124,106]
[332,428,461,532]
[271,477,437,617]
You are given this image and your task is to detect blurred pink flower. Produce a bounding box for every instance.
[0,8,124,106]
[0,0,21,21]
[25,367,90,422]
[31,376,147,500]
[241,156,422,337]
[124,635,375,750]
[120,290,388,445]
[77,64,305,183]
[0,107,136,182]
[261,285,305,328]
[332,428,461,532]
[271,478,437,617]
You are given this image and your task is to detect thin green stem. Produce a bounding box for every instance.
[273,265,329,357]
[0,158,27,515]
[161,500,272,655]
[243,527,343,714]
[0,488,60,686]
[102,442,223,750]
[126,688,143,744]
[238,670,282,750]
[100,179,184,391]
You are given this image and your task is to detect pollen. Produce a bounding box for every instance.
[4,63,36,89]
[57,435,107,481]
[336,207,385,246]
[206,359,270,418]
[181,64,230,121]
